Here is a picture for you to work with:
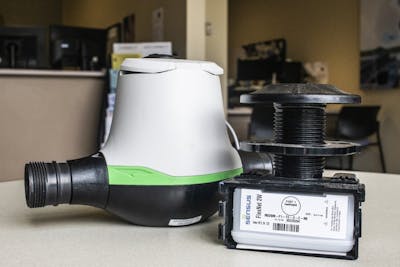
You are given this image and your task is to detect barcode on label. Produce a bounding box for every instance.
[272,223,299,232]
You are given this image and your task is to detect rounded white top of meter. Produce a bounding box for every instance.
[0,170,399,266]
[121,58,223,75]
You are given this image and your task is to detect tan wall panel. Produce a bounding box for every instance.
[206,0,228,111]
[0,76,104,181]
[186,0,205,60]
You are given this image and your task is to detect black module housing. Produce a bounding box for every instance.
[218,172,365,259]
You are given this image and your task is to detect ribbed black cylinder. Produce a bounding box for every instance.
[273,103,326,179]
[274,155,326,179]
[25,161,72,208]
[25,162,47,208]
[274,103,326,144]
[24,156,109,209]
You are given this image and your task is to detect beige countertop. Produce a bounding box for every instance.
[0,171,399,266]
[0,68,106,78]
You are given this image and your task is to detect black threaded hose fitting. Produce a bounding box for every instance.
[25,161,72,208]
[24,155,109,209]
[273,103,326,179]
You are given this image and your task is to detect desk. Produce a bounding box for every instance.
[0,171,399,266]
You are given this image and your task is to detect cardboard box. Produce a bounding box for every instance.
[112,42,172,57]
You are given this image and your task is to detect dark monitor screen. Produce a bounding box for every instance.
[50,25,106,70]
[0,26,48,69]
[237,59,304,83]
[237,59,281,81]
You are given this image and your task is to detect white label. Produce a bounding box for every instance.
[239,189,350,239]
[168,215,202,226]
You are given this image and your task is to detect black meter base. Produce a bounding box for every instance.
[218,172,365,260]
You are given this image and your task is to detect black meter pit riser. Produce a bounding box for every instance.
[220,83,366,259]
[218,172,365,260]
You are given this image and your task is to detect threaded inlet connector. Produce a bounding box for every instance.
[25,162,47,208]
[25,161,72,208]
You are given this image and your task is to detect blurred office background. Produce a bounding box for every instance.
[0,0,397,181]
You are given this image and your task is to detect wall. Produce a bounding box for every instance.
[228,0,361,96]
[0,0,62,26]
[63,0,230,108]
[228,0,400,173]
[186,0,206,60]
[185,0,229,110]
[0,74,104,181]
[62,0,186,58]
[362,91,400,173]
[206,0,228,109]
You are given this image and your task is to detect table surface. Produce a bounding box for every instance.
[1,171,399,267]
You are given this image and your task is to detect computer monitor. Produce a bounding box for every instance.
[0,26,48,69]
[237,59,281,81]
[50,25,106,70]
[237,59,304,83]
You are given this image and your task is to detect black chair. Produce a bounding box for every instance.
[248,106,275,140]
[335,105,386,172]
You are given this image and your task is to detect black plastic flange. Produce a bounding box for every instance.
[240,83,361,104]
[241,140,360,156]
